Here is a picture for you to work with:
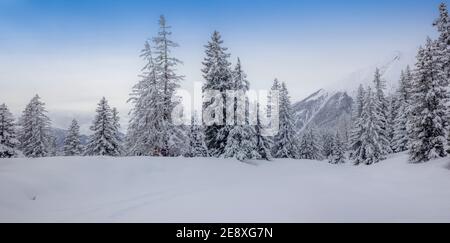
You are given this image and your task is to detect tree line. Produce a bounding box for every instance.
[1,3,450,165]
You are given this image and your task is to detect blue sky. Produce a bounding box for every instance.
[0,0,447,131]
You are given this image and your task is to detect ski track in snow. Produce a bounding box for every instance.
[0,154,449,223]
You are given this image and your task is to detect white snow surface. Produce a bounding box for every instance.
[0,153,449,223]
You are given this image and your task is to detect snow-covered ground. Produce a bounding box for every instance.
[0,153,449,223]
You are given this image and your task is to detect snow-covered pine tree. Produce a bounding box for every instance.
[373,68,392,156]
[153,15,185,157]
[85,97,122,157]
[202,31,234,157]
[223,125,259,161]
[408,39,448,163]
[387,94,398,151]
[349,84,365,160]
[329,132,346,164]
[0,104,20,158]
[267,78,281,120]
[223,58,259,161]
[111,108,125,156]
[298,128,323,160]
[49,135,58,157]
[18,95,53,158]
[185,114,209,158]
[321,132,335,159]
[254,103,273,161]
[353,87,387,165]
[433,3,450,153]
[273,82,299,159]
[232,58,251,123]
[63,119,83,156]
[266,78,280,154]
[392,67,413,153]
[434,2,450,84]
[126,41,165,156]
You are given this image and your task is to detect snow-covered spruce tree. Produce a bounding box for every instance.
[349,84,365,160]
[202,31,234,157]
[85,98,122,156]
[153,15,185,157]
[223,59,259,161]
[273,82,299,159]
[387,94,398,152]
[0,104,20,158]
[266,78,280,154]
[353,87,387,165]
[223,125,259,161]
[18,95,53,158]
[329,132,346,164]
[254,103,273,161]
[126,41,165,156]
[373,68,392,155]
[49,135,58,157]
[321,132,335,159]
[408,39,448,163]
[185,114,209,158]
[63,119,84,156]
[298,129,323,160]
[433,3,450,152]
[267,78,281,120]
[434,3,450,83]
[232,58,251,123]
[392,67,413,153]
[111,108,125,156]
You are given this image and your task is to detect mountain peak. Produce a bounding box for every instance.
[326,49,415,95]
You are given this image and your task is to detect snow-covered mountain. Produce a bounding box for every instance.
[293,50,417,134]
[292,90,353,134]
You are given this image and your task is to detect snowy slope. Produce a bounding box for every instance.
[0,154,449,223]
[292,50,417,132]
[292,90,352,133]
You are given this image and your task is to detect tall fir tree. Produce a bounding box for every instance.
[202,31,234,157]
[373,68,392,155]
[349,84,365,160]
[63,119,84,156]
[111,108,125,156]
[85,97,122,156]
[223,58,259,161]
[0,104,20,158]
[433,3,450,152]
[126,41,165,156]
[392,67,413,153]
[353,87,387,165]
[254,103,273,161]
[298,129,323,160]
[321,132,335,159]
[387,94,398,151]
[19,95,53,158]
[329,132,346,164]
[153,15,185,157]
[273,82,299,159]
[268,78,281,120]
[49,135,58,157]
[408,39,448,163]
[434,3,450,84]
[266,78,281,153]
